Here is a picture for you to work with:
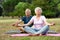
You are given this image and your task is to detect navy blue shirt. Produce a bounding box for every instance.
[21,16,33,27]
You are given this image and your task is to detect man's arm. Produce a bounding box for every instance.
[12,16,25,27]
[12,20,22,27]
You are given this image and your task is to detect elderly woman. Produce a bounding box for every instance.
[18,7,55,35]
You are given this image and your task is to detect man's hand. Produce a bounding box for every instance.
[12,23,15,26]
[12,20,23,26]
[12,23,18,27]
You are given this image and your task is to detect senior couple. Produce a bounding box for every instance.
[12,7,55,36]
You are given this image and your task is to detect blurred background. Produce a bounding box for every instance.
[0,0,60,18]
[0,0,60,40]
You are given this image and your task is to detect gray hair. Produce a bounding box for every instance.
[35,7,42,13]
[25,9,31,14]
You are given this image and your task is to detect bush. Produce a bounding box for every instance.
[29,4,35,15]
[43,10,56,18]
[2,0,60,18]
[14,2,30,16]
[57,3,60,11]
[2,0,21,16]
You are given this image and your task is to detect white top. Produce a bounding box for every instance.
[30,16,46,29]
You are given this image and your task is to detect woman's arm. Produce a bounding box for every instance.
[43,16,55,26]
[18,16,34,27]
[45,21,55,26]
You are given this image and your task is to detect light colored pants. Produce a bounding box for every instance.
[24,25,49,34]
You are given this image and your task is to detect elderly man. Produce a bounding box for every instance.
[12,9,33,33]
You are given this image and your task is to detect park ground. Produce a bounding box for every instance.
[0,17,60,40]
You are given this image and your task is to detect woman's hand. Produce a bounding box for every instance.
[45,22,55,26]
[51,22,55,26]
[18,24,27,27]
[18,24,24,27]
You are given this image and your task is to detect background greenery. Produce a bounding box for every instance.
[0,0,60,18]
[0,0,60,40]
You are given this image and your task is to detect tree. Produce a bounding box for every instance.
[13,2,30,16]
[2,0,60,18]
[32,0,57,18]
[0,7,3,16]
[2,0,21,16]
[2,0,32,16]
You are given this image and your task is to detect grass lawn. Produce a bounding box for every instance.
[0,17,60,40]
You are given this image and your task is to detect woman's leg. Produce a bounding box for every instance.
[35,25,49,34]
[24,26,36,34]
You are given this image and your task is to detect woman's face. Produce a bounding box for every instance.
[35,9,42,15]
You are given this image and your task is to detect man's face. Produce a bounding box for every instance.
[25,10,31,16]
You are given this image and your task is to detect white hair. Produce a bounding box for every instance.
[35,7,42,13]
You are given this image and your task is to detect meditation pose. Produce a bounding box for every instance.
[12,9,33,32]
[17,7,55,35]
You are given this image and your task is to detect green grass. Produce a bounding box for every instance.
[0,18,60,40]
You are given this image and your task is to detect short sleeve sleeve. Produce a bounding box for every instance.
[29,16,34,22]
[42,16,46,21]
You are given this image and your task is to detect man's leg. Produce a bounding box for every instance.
[17,27,25,32]
[14,23,25,32]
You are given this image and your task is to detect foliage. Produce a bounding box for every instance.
[2,0,60,17]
